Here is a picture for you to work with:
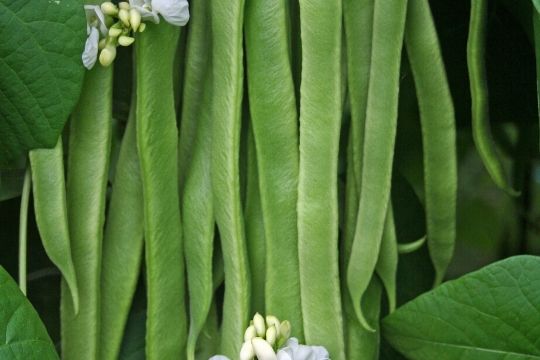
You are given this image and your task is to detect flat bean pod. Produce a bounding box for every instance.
[467,0,517,195]
[61,65,113,360]
[99,103,144,360]
[245,0,302,337]
[341,132,380,360]
[135,23,187,358]
[405,0,458,286]
[343,0,374,192]
[178,0,211,194]
[29,139,79,311]
[347,0,407,331]
[244,129,266,315]
[209,0,250,357]
[297,0,345,358]
[181,2,216,355]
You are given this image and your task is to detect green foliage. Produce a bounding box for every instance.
[383,255,540,359]
[0,266,58,359]
[0,0,86,167]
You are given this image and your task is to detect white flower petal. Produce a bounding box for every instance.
[129,0,160,23]
[84,5,108,36]
[82,26,99,70]
[152,0,189,26]
[277,338,330,360]
[208,356,230,360]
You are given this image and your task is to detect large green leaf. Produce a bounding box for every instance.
[0,0,86,168]
[0,266,58,359]
[383,255,540,359]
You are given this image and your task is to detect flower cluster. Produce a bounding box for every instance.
[210,313,329,360]
[82,0,189,70]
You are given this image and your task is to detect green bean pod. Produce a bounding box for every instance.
[405,0,458,286]
[347,0,407,331]
[343,277,381,360]
[209,0,250,357]
[181,3,216,355]
[467,0,517,195]
[375,203,398,313]
[297,0,345,357]
[178,0,211,194]
[535,10,540,151]
[343,0,374,192]
[61,65,113,360]
[342,132,381,360]
[18,167,31,295]
[398,236,426,254]
[244,128,266,315]
[99,103,144,360]
[135,23,187,358]
[29,139,79,312]
[244,0,303,337]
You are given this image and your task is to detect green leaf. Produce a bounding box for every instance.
[0,0,86,168]
[0,266,59,359]
[383,255,540,359]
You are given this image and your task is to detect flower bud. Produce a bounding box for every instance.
[276,320,291,348]
[129,8,142,31]
[118,8,130,26]
[118,2,130,10]
[244,325,256,342]
[266,325,277,347]
[138,22,146,32]
[265,315,280,334]
[279,320,291,340]
[100,2,118,16]
[108,26,122,38]
[118,36,135,46]
[99,46,116,67]
[98,38,107,50]
[253,313,266,337]
[239,341,255,360]
[251,338,277,360]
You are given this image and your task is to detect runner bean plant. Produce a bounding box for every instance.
[1,0,540,359]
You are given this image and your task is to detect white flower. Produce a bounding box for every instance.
[152,0,189,26]
[276,338,330,360]
[82,5,108,69]
[209,338,330,360]
[129,0,189,26]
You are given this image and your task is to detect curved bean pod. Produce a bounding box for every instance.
[398,236,426,254]
[347,0,407,331]
[343,278,381,360]
[405,0,458,286]
[342,132,380,360]
[99,103,144,360]
[297,0,345,357]
[135,23,187,358]
[29,139,79,312]
[61,65,113,360]
[245,0,302,337]
[467,0,517,195]
[209,0,250,357]
[182,3,216,355]
[375,203,398,313]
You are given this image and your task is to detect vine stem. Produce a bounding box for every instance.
[18,167,31,295]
